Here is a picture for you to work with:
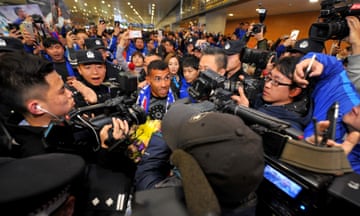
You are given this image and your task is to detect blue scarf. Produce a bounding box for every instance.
[137,85,176,114]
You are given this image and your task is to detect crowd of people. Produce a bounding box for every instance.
[1,7,360,216]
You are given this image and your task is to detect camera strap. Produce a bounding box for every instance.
[280,138,352,175]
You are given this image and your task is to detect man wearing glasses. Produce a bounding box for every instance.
[136,59,176,120]
[232,56,312,131]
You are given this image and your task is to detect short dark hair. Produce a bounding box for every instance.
[0,52,54,114]
[201,46,227,70]
[276,56,301,90]
[147,60,168,75]
[43,37,63,48]
[182,55,199,70]
[131,51,145,62]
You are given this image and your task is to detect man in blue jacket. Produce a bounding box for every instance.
[294,52,360,174]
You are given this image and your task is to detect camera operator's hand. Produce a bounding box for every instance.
[346,16,360,55]
[100,118,129,149]
[231,86,250,107]
[293,58,324,88]
[67,76,98,104]
[306,120,359,155]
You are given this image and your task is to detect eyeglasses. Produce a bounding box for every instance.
[153,75,171,82]
[264,75,293,87]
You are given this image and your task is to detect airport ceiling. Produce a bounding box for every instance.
[2,0,327,26]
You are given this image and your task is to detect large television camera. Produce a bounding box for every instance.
[309,0,360,41]
[188,69,264,106]
[185,89,360,215]
[43,96,146,154]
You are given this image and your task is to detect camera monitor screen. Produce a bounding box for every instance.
[264,164,302,198]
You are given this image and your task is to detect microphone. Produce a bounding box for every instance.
[35,105,61,120]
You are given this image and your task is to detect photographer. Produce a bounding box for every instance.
[0,52,135,214]
[232,56,312,131]
[242,23,269,51]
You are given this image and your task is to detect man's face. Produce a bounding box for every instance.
[146,68,171,98]
[226,54,241,72]
[147,40,155,50]
[262,68,294,105]
[135,38,144,50]
[183,66,199,84]
[199,54,224,75]
[45,44,65,63]
[343,105,360,131]
[164,41,174,53]
[78,63,106,86]
[43,71,74,116]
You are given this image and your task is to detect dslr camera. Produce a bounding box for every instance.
[309,0,360,41]
[188,69,263,104]
[251,23,264,35]
[240,47,277,70]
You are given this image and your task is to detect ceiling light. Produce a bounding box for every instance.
[228,13,234,16]
[309,0,318,2]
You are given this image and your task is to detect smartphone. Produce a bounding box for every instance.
[20,22,35,38]
[158,30,163,38]
[129,30,142,39]
[290,29,300,41]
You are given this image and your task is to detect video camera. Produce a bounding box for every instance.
[309,0,360,41]
[103,72,139,98]
[43,96,146,154]
[188,69,263,105]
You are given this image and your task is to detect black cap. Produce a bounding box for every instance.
[162,103,264,206]
[85,38,106,50]
[223,40,246,55]
[0,37,23,52]
[76,49,104,64]
[288,38,324,54]
[0,153,85,215]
